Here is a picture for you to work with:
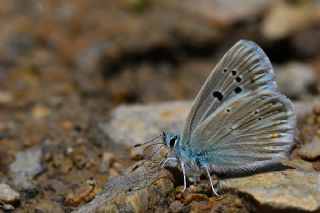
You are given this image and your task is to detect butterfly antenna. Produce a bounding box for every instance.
[142,142,163,156]
[133,134,163,147]
[141,144,166,173]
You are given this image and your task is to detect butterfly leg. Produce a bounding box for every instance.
[203,165,219,196]
[181,162,187,192]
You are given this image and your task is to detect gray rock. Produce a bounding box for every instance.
[100,101,190,147]
[0,183,20,204]
[9,147,44,197]
[219,170,320,212]
[275,62,318,99]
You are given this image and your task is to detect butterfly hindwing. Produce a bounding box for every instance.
[181,40,277,145]
[189,91,296,173]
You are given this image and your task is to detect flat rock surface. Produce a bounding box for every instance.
[219,169,320,212]
[100,101,190,146]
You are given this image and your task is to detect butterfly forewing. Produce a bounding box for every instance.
[189,91,296,173]
[181,40,277,145]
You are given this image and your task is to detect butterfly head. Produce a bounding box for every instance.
[163,132,180,150]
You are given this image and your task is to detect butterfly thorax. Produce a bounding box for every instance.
[163,132,203,182]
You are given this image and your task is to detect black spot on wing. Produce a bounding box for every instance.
[235,76,242,82]
[212,91,223,101]
[234,87,242,94]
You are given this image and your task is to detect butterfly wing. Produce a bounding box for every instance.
[181,40,277,145]
[189,91,296,173]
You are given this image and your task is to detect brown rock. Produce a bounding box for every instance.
[65,180,99,207]
[298,137,320,161]
[262,1,320,40]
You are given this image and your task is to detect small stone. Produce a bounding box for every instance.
[0,91,13,104]
[99,152,115,173]
[31,105,51,119]
[62,121,74,130]
[9,147,44,197]
[64,180,99,207]
[0,183,20,203]
[275,62,317,99]
[0,202,15,211]
[58,158,73,175]
[112,162,124,173]
[298,137,320,161]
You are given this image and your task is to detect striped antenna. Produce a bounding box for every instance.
[133,133,164,147]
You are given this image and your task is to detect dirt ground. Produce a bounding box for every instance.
[0,1,320,212]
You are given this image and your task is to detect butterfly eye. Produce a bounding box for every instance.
[169,137,176,147]
[231,70,237,76]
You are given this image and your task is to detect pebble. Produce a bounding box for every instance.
[0,183,20,204]
[275,62,317,99]
[31,105,51,119]
[298,137,320,161]
[65,180,99,207]
[98,152,115,173]
[9,147,44,197]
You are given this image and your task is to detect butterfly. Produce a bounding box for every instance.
[137,40,297,196]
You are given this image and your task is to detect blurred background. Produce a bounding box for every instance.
[0,0,320,211]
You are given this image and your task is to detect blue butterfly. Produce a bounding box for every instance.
[142,40,297,196]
